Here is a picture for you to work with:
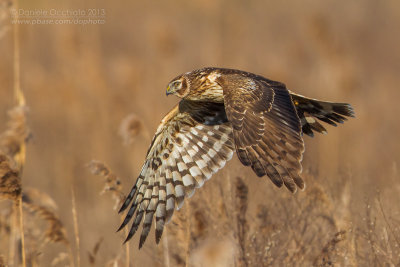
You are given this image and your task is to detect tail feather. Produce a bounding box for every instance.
[290,93,355,137]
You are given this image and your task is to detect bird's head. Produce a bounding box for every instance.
[166,75,190,98]
[166,68,224,101]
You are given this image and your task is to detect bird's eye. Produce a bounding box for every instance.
[172,80,182,88]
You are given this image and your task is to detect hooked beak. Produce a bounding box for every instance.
[166,84,174,96]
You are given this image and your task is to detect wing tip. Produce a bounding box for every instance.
[285,182,297,194]
[155,228,164,244]
[117,223,125,233]
[333,103,356,118]
[139,232,148,249]
[118,199,130,213]
[123,232,133,245]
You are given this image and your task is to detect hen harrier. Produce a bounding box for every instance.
[118,67,354,248]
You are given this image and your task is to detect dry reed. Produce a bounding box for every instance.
[87,160,130,267]
[235,177,248,267]
[0,96,71,265]
[0,0,29,264]
[313,230,346,266]
[119,113,146,145]
[0,0,11,42]
[0,185,72,265]
[88,237,103,266]
[21,188,70,266]
[0,155,21,201]
[88,160,125,210]
[23,200,69,245]
[71,188,80,267]
[51,252,70,267]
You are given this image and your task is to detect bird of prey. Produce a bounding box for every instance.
[118,67,355,248]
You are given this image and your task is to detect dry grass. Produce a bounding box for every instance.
[119,113,147,146]
[0,0,399,266]
[88,160,130,267]
[0,155,21,201]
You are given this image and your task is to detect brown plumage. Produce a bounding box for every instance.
[118,67,355,248]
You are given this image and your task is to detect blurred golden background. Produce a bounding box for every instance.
[0,0,399,266]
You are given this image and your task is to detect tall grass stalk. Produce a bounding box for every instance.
[12,0,26,265]
[124,226,130,267]
[71,187,80,267]
[162,228,170,267]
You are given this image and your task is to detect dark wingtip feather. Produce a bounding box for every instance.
[117,203,138,232]
[284,174,297,193]
[268,175,283,188]
[165,208,174,223]
[306,132,314,137]
[117,221,127,233]
[119,186,137,213]
[302,126,314,137]
[119,202,128,213]
[318,117,337,127]
[252,161,266,177]
[285,181,297,194]
[291,172,305,190]
[237,148,251,166]
[123,224,139,244]
[139,233,148,249]
[155,228,164,244]
[123,233,133,244]
[333,103,355,118]
[327,113,347,124]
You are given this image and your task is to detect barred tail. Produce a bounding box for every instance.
[290,93,355,137]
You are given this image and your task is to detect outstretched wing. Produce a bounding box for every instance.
[118,100,234,248]
[290,92,355,137]
[219,73,305,193]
